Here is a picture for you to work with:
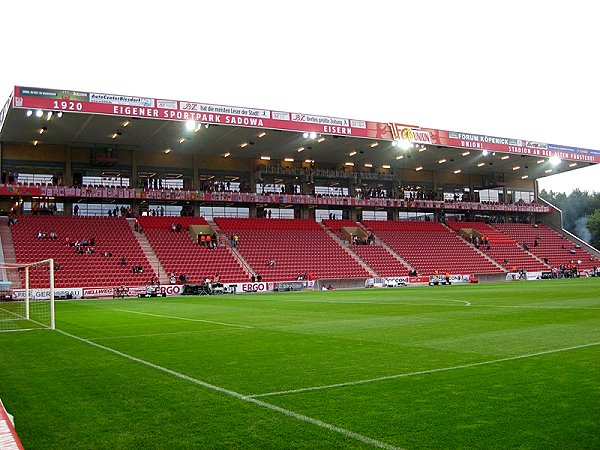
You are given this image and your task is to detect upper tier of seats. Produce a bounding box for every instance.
[362,220,502,275]
[10,216,153,288]
[215,218,371,281]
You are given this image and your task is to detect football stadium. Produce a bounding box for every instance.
[0,86,599,449]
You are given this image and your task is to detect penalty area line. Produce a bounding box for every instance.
[112,308,254,329]
[55,329,401,450]
[249,341,600,398]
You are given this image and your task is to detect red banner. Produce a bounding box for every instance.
[13,86,393,140]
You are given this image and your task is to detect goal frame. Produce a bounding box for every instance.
[0,258,55,331]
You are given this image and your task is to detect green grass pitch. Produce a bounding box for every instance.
[1,278,599,449]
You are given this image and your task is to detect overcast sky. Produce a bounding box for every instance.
[1,1,598,194]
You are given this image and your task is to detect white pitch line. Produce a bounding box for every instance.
[473,304,600,310]
[447,299,471,306]
[89,327,249,341]
[56,329,401,450]
[249,341,600,399]
[112,309,253,329]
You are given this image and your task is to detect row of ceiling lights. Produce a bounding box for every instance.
[25,110,64,145]
[162,120,212,153]
[24,114,573,176]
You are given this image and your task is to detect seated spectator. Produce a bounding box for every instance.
[256,273,262,282]
[49,231,57,239]
[76,246,84,254]
[268,258,276,267]
[178,273,188,283]
[120,256,127,265]
[169,273,176,284]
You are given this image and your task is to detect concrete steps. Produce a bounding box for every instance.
[127,218,169,284]
[319,222,378,277]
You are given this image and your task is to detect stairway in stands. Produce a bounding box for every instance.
[127,218,169,284]
[137,216,248,283]
[322,219,413,277]
[363,220,502,276]
[446,221,548,272]
[492,223,599,271]
[0,217,21,288]
[318,221,377,277]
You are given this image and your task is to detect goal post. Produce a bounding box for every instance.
[0,258,55,332]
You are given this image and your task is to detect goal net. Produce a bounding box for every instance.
[0,259,55,332]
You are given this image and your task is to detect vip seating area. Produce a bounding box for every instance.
[446,221,548,272]
[215,218,371,281]
[362,220,502,276]
[137,216,248,284]
[10,216,154,288]
[492,223,599,271]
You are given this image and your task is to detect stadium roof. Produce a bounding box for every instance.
[1,86,598,181]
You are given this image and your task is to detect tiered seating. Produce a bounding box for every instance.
[493,223,599,271]
[10,216,153,288]
[140,217,248,283]
[447,221,547,272]
[352,246,410,277]
[215,218,371,281]
[362,220,502,275]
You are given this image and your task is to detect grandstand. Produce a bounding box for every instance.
[0,84,598,291]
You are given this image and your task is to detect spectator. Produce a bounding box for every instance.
[120,256,127,265]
